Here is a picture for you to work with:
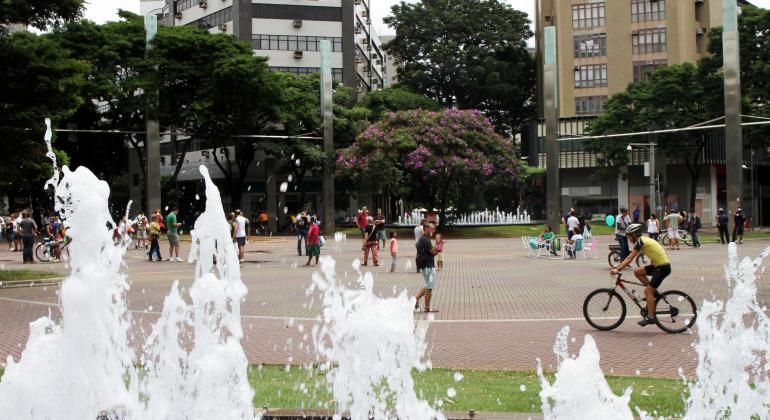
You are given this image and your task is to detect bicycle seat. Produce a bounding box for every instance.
[608,244,620,251]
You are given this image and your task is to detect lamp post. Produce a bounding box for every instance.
[742,149,755,229]
[627,142,658,217]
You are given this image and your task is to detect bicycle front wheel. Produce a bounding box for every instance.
[654,290,697,334]
[681,232,693,247]
[35,243,52,262]
[583,289,627,331]
[635,253,649,267]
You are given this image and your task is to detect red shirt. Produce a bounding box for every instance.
[307,223,320,245]
[357,212,368,228]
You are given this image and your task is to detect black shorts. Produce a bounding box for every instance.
[236,237,246,247]
[644,264,671,288]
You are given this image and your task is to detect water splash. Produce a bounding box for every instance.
[279,182,288,193]
[43,118,59,191]
[309,256,443,420]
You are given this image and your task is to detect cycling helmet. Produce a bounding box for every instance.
[626,223,643,235]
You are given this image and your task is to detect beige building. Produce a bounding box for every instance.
[535,0,738,118]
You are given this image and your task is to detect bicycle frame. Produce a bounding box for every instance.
[611,274,647,311]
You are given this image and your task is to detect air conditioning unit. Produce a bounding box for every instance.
[198,1,207,9]
[356,86,364,93]
[175,12,183,19]
[201,150,210,159]
[294,50,303,58]
[361,38,369,45]
[545,15,552,22]
[354,0,361,4]
[293,20,302,28]
[354,26,362,34]
[631,29,638,35]
[218,23,227,31]
[645,60,654,65]
[573,65,580,71]
[695,0,704,3]
[355,56,363,64]
[362,10,369,18]
[696,27,706,35]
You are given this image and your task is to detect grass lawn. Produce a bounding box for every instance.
[339,224,616,240]
[0,269,60,283]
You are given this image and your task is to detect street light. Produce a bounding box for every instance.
[627,143,658,217]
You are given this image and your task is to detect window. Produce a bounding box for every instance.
[633,59,667,82]
[574,64,608,88]
[192,7,232,29]
[253,35,343,52]
[269,66,343,81]
[631,0,665,22]
[632,27,666,54]
[176,0,200,13]
[575,96,607,115]
[573,33,607,58]
[572,3,606,29]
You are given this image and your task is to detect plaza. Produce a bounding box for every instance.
[2,234,767,379]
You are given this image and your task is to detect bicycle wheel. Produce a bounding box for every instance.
[680,232,693,247]
[661,233,670,246]
[583,289,627,331]
[607,250,622,268]
[635,253,649,267]
[35,243,52,262]
[654,290,697,334]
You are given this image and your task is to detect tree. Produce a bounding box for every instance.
[0,31,85,208]
[384,0,535,134]
[337,109,524,226]
[0,0,83,34]
[360,87,440,122]
[586,63,721,210]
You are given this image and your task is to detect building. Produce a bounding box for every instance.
[378,35,398,88]
[531,0,767,226]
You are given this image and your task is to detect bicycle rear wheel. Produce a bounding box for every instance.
[583,289,627,331]
[680,232,693,247]
[654,290,697,333]
[35,243,52,262]
[661,233,670,246]
[607,250,622,268]
[635,253,649,267]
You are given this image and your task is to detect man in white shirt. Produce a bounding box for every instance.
[566,210,579,240]
[234,209,249,264]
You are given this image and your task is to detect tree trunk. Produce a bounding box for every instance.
[161,126,192,196]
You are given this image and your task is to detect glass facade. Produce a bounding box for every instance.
[632,27,667,54]
[574,64,608,88]
[632,59,667,82]
[573,33,607,58]
[575,96,608,115]
[631,0,666,22]
[572,3,606,29]
[269,66,343,81]
[253,35,343,52]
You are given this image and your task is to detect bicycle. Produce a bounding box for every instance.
[660,229,692,247]
[35,236,71,263]
[607,243,648,269]
[583,273,697,333]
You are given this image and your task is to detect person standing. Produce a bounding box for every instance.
[646,214,660,241]
[434,233,445,271]
[689,209,702,248]
[165,207,182,262]
[6,214,16,251]
[356,207,369,239]
[148,217,162,261]
[374,208,386,250]
[414,223,439,313]
[362,217,379,266]
[732,207,746,244]
[134,211,148,249]
[389,231,399,272]
[414,218,426,272]
[664,210,683,250]
[566,210,579,240]
[296,211,308,256]
[18,212,37,264]
[615,208,631,260]
[716,208,729,244]
[305,216,320,266]
[234,209,249,264]
[633,206,641,223]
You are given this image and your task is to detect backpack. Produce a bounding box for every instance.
[694,216,702,230]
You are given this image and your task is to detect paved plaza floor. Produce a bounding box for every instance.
[1,234,769,379]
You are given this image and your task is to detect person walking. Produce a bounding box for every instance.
[646,214,660,241]
[6,214,16,251]
[716,208,729,245]
[665,209,683,250]
[18,212,37,264]
[633,206,641,223]
[414,218,425,272]
[732,207,746,244]
[566,210,579,240]
[689,209,702,248]
[304,216,320,266]
[374,208,387,250]
[389,231,399,272]
[296,211,308,256]
[165,207,182,262]
[414,222,439,313]
[362,217,379,266]
[615,208,631,260]
[148,217,162,261]
[234,209,249,264]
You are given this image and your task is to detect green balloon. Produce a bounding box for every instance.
[605,215,615,227]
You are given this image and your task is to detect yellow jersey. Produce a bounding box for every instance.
[633,236,670,266]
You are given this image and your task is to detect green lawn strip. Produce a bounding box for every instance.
[339,224,615,240]
[0,269,60,283]
[249,365,686,417]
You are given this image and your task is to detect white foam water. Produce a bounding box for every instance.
[0,162,254,419]
[308,257,443,420]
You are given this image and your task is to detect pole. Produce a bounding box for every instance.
[723,0,743,233]
[320,40,335,234]
[144,15,161,214]
[649,143,656,217]
[543,27,561,233]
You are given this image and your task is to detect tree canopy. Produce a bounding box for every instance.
[0,0,83,34]
[384,0,535,134]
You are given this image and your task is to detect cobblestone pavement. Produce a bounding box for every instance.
[1,235,769,379]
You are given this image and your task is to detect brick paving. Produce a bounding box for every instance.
[1,235,769,380]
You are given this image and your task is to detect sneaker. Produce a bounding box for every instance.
[176,257,184,262]
[239,259,245,264]
[637,317,656,327]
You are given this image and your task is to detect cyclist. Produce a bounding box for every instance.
[610,223,671,327]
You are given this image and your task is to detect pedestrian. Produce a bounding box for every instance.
[18,211,37,264]
[14,211,23,252]
[414,218,425,272]
[296,211,308,256]
[134,211,149,249]
[647,214,660,241]
[356,207,369,239]
[6,214,16,251]
[633,206,641,223]
[434,233,445,271]
[47,215,64,262]
[566,210,579,240]
[362,216,379,266]
[615,208,631,259]
[374,208,387,250]
[665,209,683,250]
[305,216,320,266]
[148,217,162,261]
[0,215,4,242]
[716,208,729,244]
[389,231,399,272]
[234,209,249,264]
[733,207,746,244]
[414,222,439,313]
[689,208,702,248]
[165,206,182,262]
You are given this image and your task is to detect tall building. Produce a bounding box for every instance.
[161,0,385,96]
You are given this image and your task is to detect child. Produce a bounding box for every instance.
[147,219,162,261]
[434,233,445,271]
[389,231,398,272]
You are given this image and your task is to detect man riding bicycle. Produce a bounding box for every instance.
[610,223,671,327]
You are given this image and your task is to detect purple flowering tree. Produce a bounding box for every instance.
[337,109,527,226]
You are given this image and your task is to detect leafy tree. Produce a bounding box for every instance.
[586,63,721,210]
[0,31,85,207]
[0,0,83,34]
[337,109,525,226]
[360,87,440,122]
[384,0,535,133]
